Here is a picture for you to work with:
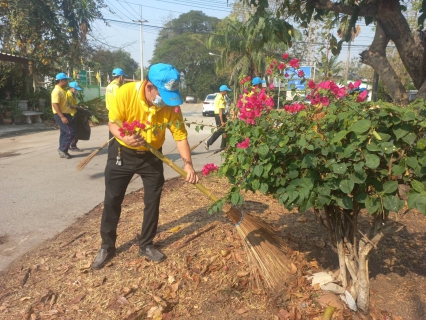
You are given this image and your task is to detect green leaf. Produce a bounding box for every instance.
[230,192,243,206]
[355,193,368,203]
[301,154,317,168]
[288,170,298,179]
[391,164,406,175]
[339,179,354,193]
[392,123,410,141]
[401,111,416,121]
[383,195,404,212]
[354,161,365,173]
[349,119,371,133]
[407,193,421,209]
[383,181,398,194]
[406,157,419,169]
[253,165,263,177]
[336,195,353,209]
[332,163,347,174]
[381,142,395,154]
[415,195,426,214]
[257,144,269,158]
[259,183,269,194]
[402,132,416,145]
[251,180,260,191]
[365,196,380,214]
[411,180,425,193]
[416,138,426,150]
[365,154,380,169]
[330,130,349,144]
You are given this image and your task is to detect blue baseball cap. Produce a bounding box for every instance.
[69,81,82,91]
[252,77,266,86]
[56,72,70,80]
[112,68,128,77]
[219,85,231,92]
[148,63,183,106]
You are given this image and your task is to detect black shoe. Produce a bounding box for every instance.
[91,248,116,270]
[204,141,209,150]
[69,147,83,152]
[57,149,72,159]
[139,245,166,262]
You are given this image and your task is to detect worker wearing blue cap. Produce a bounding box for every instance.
[105,68,128,142]
[91,63,198,270]
[204,84,231,151]
[51,72,75,159]
[67,81,83,151]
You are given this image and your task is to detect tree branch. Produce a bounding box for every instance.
[307,0,378,17]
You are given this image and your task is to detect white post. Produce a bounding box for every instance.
[134,8,148,81]
[88,67,92,85]
[277,79,281,109]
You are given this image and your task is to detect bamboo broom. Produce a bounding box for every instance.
[111,119,296,288]
[76,137,115,171]
[144,142,296,288]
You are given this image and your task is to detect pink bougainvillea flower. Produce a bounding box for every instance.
[266,69,272,75]
[320,96,330,106]
[118,120,146,137]
[174,107,179,113]
[269,83,275,90]
[201,163,219,176]
[278,62,286,70]
[337,87,346,98]
[297,70,305,77]
[237,137,250,149]
[308,80,316,89]
[354,80,362,88]
[282,53,289,59]
[284,73,289,78]
[289,58,300,69]
[237,88,274,124]
[356,89,368,102]
[284,102,306,114]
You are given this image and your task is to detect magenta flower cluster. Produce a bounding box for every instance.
[201,163,219,176]
[237,137,250,149]
[237,88,274,124]
[118,120,146,137]
[284,102,307,114]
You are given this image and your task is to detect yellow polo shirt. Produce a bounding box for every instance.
[66,90,78,116]
[51,85,72,114]
[105,79,120,110]
[108,80,188,150]
[213,93,226,114]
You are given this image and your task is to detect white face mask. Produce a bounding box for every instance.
[152,94,166,107]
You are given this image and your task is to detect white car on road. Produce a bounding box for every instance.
[202,93,218,116]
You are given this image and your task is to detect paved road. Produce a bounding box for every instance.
[0,103,223,271]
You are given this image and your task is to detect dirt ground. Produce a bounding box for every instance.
[0,175,425,320]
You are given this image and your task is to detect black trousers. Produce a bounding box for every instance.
[207,114,227,149]
[100,141,165,250]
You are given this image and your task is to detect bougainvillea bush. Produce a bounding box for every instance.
[217,54,426,312]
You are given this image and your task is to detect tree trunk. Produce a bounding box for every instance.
[356,253,370,313]
[360,22,409,105]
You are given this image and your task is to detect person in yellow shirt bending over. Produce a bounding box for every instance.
[67,81,83,151]
[204,84,231,151]
[105,68,127,142]
[51,72,74,159]
[91,63,199,270]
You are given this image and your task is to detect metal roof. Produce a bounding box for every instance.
[0,52,30,65]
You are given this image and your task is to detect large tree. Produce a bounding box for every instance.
[151,11,224,99]
[239,0,426,105]
[0,0,105,76]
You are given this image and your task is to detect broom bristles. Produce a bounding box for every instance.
[226,206,296,289]
[76,137,114,171]
[76,148,101,171]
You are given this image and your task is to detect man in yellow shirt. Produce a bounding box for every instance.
[204,84,230,151]
[91,63,199,270]
[67,81,83,151]
[105,68,127,142]
[51,72,74,159]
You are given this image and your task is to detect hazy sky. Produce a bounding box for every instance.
[90,0,376,72]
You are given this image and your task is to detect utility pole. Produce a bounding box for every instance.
[133,6,148,81]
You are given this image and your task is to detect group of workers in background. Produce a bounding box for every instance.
[50,64,265,269]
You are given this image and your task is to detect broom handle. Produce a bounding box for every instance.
[100,137,115,149]
[144,142,220,203]
[190,130,215,151]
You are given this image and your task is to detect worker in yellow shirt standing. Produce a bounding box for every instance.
[51,72,75,159]
[106,68,127,142]
[91,63,199,270]
[204,84,231,151]
[67,81,83,151]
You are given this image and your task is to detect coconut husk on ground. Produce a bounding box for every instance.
[0,176,424,319]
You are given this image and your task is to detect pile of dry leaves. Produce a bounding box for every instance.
[0,176,421,319]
